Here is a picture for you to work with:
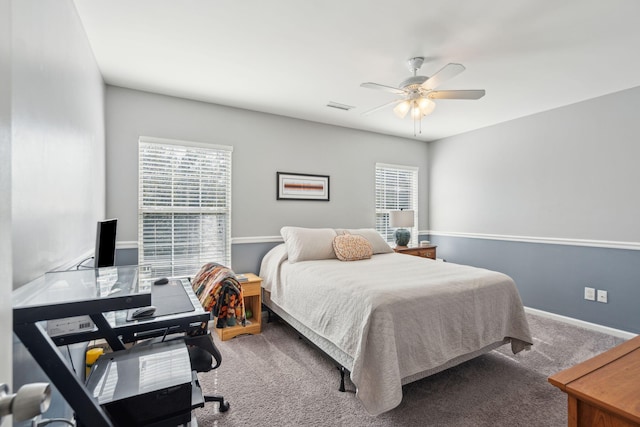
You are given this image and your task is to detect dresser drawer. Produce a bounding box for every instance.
[240,279,261,296]
[394,245,437,260]
[420,249,436,259]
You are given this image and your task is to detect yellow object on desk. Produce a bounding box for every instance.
[85,347,104,378]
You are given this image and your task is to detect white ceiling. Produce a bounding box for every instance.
[72,0,640,142]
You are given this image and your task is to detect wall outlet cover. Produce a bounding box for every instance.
[597,290,608,303]
[584,287,596,301]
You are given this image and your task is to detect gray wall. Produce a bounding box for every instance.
[11,0,106,288]
[1,0,12,397]
[430,87,640,241]
[9,0,106,423]
[106,86,429,273]
[429,87,640,333]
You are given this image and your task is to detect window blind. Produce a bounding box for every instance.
[375,163,419,246]
[138,137,232,278]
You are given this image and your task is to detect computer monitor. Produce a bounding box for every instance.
[95,219,117,268]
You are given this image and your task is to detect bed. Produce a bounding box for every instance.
[259,227,533,416]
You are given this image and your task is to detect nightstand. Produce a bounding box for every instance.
[394,245,437,260]
[214,273,262,341]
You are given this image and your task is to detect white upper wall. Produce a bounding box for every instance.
[1,0,12,397]
[11,0,106,287]
[429,86,640,243]
[106,86,429,242]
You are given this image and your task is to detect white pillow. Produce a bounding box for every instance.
[280,227,337,263]
[335,228,394,254]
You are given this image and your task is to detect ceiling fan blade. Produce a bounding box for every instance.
[428,89,486,100]
[360,82,407,95]
[421,63,466,90]
[361,99,403,116]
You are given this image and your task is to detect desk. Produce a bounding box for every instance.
[548,336,640,427]
[12,266,210,427]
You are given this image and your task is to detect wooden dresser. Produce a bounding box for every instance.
[548,335,640,426]
[394,245,437,260]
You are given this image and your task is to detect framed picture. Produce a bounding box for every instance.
[277,172,330,201]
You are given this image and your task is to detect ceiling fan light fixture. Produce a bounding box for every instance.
[393,101,410,119]
[361,58,484,137]
[418,97,435,116]
[411,104,422,119]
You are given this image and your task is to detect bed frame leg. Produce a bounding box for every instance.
[337,366,346,392]
[264,305,277,323]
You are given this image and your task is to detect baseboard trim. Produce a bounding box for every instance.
[524,307,637,339]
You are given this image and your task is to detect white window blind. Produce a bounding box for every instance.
[138,137,232,278]
[375,163,419,246]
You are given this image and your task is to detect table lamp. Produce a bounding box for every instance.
[389,209,414,249]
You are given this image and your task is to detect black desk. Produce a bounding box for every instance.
[12,266,210,427]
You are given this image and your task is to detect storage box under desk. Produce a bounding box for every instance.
[85,339,195,426]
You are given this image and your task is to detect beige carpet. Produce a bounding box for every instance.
[195,313,624,426]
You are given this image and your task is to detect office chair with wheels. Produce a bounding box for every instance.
[184,332,229,412]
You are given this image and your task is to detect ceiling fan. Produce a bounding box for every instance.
[360,57,485,135]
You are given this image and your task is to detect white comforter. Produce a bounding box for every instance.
[260,245,533,415]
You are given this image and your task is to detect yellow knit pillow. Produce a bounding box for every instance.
[332,234,373,261]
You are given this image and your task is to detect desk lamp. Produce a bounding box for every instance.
[389,209,414,249]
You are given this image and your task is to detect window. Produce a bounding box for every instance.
[138,137,232,278]
[375,163,418,246]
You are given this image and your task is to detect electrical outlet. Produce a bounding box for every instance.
[584,287,596,301]
[597,290,608,303]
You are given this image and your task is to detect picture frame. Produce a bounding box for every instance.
[277,172,330,201]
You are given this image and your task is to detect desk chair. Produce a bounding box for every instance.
[185,332,230,412]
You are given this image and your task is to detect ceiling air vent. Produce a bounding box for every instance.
[326,101,355,111]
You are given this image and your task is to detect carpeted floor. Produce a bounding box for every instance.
[195,313,624,426]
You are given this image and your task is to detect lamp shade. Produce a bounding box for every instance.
[418,98,436,116]
[389,210,414,228]
[393,101,410,119]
